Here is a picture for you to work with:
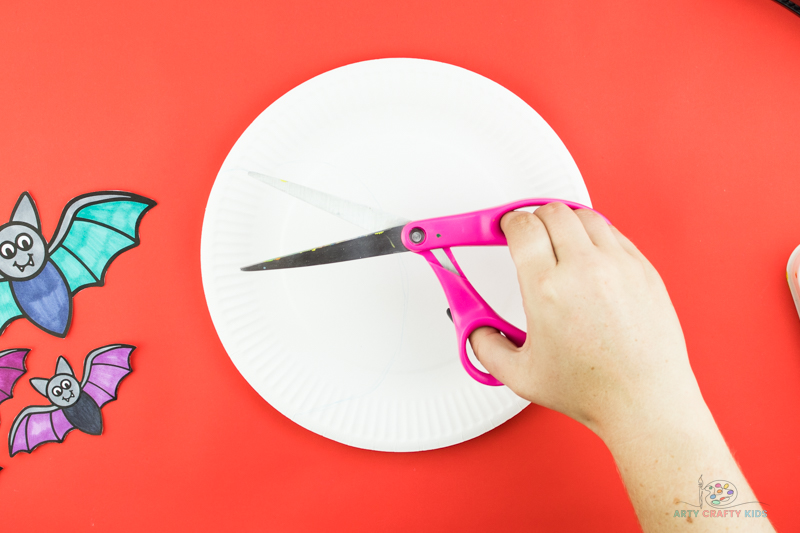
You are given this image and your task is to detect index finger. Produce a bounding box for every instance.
[533,202,595,262]
[500,210,557,281]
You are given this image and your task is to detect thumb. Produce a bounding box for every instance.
[469,327,520,387]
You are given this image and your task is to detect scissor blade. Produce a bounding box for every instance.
[241,225,409,271]
[248,171,410,232]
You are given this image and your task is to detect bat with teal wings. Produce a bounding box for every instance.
[0,191,155,337]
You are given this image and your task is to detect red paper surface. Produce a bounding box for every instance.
[0,1,798,531]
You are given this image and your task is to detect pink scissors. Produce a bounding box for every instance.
[241,172,607,386]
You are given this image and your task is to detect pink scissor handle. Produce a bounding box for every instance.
[400,198,606,251]
[401,198,607,386]
[419,253,524,386]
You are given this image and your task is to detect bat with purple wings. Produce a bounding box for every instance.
[0,348,28,407]
[8,344,134,456]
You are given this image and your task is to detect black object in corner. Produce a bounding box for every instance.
[772,0,800,17]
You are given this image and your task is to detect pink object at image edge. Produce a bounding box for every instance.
[787,244,800,320]
[401,198,608,386]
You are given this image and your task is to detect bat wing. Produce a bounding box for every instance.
[0,281,23,335]
[8,404,74,456]
[81,344,134,408]
[48,192,156,294]
[0,349,28,405]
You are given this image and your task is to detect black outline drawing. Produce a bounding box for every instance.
[8,344,135,456]
[0,348,29,408]
[0,191,156,337]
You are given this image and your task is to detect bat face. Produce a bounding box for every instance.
[9,345,135,456]
[0,223,47,281]
[0,191,155,338]
[46,374,81,408]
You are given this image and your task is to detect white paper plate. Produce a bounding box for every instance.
[200,58,591,451]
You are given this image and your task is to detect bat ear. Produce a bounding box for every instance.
[55,356,74,377]
[10,192,40,229]
[30,378,48,397]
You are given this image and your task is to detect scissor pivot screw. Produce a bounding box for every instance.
[409,227,426,244]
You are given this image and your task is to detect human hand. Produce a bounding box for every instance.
[474,203,775,532]
[470,202,704,440]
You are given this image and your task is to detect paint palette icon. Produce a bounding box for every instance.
[705,480,737,507]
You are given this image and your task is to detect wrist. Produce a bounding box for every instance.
[592,384,715,451]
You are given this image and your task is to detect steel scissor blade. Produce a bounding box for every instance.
[247,171,410,232]
[241,225,409,271]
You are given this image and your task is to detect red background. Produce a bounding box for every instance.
[0,1,798,531]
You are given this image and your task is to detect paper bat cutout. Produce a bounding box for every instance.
[9,344,134,456]
[0,191,155,337]
[0,349,28,406]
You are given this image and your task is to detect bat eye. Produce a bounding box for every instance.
[61,379,71,389]
[0,242,15,259]
[52,386,62,397]
[15,233,32,251]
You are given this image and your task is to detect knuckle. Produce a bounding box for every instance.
[538,201,570,217]
[469,331,487,354]
[469,327,495,356]
[574,208,602,223]
[535,273,559,300]
[502,210,538,235]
